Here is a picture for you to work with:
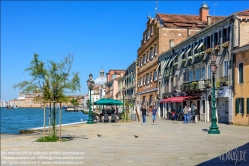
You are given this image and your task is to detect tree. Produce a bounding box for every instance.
[14,54,80,138]
[70,98,79,109]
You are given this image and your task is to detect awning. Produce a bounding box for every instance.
[185,48,191,55]
[197,42,204,49]
[179,51,185,57]
[160,96,191,103]
[192,44,199,51]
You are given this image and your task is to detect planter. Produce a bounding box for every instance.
[181,59,186,63]
[205,48,212,54]
[222,42,229,48]
[200,51,205,55]
[213,45,220,51]
[173,62,178,66]
[187,56,193,61]
[194,53,200,58]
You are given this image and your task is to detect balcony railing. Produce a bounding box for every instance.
[220,76,230,86]
[173,86,178,90]
[204,79,212,87]
[162,92,172,98]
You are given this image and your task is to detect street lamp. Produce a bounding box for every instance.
[87,73,95,124]
[122,87,125,113]
[208,53,220,134]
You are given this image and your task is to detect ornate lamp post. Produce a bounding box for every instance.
[87,73,95,124]
[208,54,220,134]
[122,87,125,113]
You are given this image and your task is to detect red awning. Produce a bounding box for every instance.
[160,96,192,103]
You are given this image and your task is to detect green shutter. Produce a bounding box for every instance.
[236,98,239,114]
[247,98,249,114]
[241,98,244,114]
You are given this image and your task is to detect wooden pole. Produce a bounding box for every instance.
[59,103,62,141]
[43,102,46,139]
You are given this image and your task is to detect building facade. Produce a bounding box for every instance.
[137,3,219,114]
[105,70,125,99]
[232,44,249,126]
[158,9,249,124]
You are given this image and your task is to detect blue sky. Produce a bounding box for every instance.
[1,1,249,101]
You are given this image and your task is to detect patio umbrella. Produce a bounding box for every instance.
[112,100,123,105]
[93,98,114,105]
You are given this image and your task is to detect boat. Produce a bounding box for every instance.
[65,106,78,112]
[13,105,18,109]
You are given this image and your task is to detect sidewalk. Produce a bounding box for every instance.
[1,118,249,166]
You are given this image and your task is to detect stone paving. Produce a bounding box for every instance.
[1,118,249,166]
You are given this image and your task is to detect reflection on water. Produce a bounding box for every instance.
[0,108,89,134]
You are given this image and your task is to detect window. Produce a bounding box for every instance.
[150,26,153,36]
[207,66,211,79]
[149,95,153,105]
[112,74,117,79]
[143,54,146,65]
[223,26,230,42]
[238,63,243,83]
[144,34,146,43]
[153,70,157,81]
[147,52,149,62]
[195,67,200,81]
[146,74,149,84]
[140,58,143,66]
[202,100,205,113]
[214,32,219,46]
[236,98,244,114]
[154,44,157,56]
[140,78,143,86]
[201,66,205,80]
[150,72,152,83]
[147,30,150,40]
[174,52,178,62]
[150,48,153,60]
[224,61,229,77]
[207,36,211,48]
[138,79,140,87]
[144,76,146,85]
[189,70,193,82]
[193,42,198,54]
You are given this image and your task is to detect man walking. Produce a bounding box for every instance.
[151,105,157,125]
[183,105,189,124]
[141,105,147,125]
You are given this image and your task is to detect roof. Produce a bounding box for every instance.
[231,43,249,54]
[157,14,225,28]
[235,9,249,16]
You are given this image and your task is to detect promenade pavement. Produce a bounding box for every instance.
[1,118,249,166]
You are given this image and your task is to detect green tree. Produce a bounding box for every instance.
[14,54,80,137]
[70,98,79,108]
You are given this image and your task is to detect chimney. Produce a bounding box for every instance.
[207,16,212,25]
[169,39,174,48]
[199,3,209,22]
[187,28,191,37]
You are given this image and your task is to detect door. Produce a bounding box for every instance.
[160,103,163,117]
[197,100,200,120]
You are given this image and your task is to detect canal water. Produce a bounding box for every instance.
[0,108,89,134]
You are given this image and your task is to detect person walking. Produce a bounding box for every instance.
[141,105,147,125]
[188,106,192,123]
[183,105,189,124]
[151,106,157,125]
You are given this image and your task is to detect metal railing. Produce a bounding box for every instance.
[219,76,230,86]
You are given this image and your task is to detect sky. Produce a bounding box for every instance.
[1,1,249,101]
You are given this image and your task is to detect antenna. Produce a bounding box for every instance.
[155,1,158,15]
[213,4,217,23]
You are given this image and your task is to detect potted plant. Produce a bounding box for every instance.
[222,41,229,48]
[200,51,205,55]
[187,56,192,61]
[213,45,220,51]
[205,48,212,54]
[194,53,200,58]
[173,62,178,66]
[181,59,186,63]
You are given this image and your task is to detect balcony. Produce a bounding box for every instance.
[173,86,178,90]
[162,92,172,98]
[219,76,230,86]
[204,79,212,87]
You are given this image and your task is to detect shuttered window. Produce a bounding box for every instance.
[247,98,249,114]
[236,98,244,114]
[238,63,243,83]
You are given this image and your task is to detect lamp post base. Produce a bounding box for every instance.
[208,119,220,134]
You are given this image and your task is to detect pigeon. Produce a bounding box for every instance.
[134,135,138,138]
[97,134,102,137]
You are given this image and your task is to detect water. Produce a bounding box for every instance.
[0,108,89,134]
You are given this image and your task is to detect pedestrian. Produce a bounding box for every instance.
[141,105,147,125]
[188,106,192,123]
[183,105,189,124]
[151,105,157,125]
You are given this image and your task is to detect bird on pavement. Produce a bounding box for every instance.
[134,135,138,138]
[97,134,102,137]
